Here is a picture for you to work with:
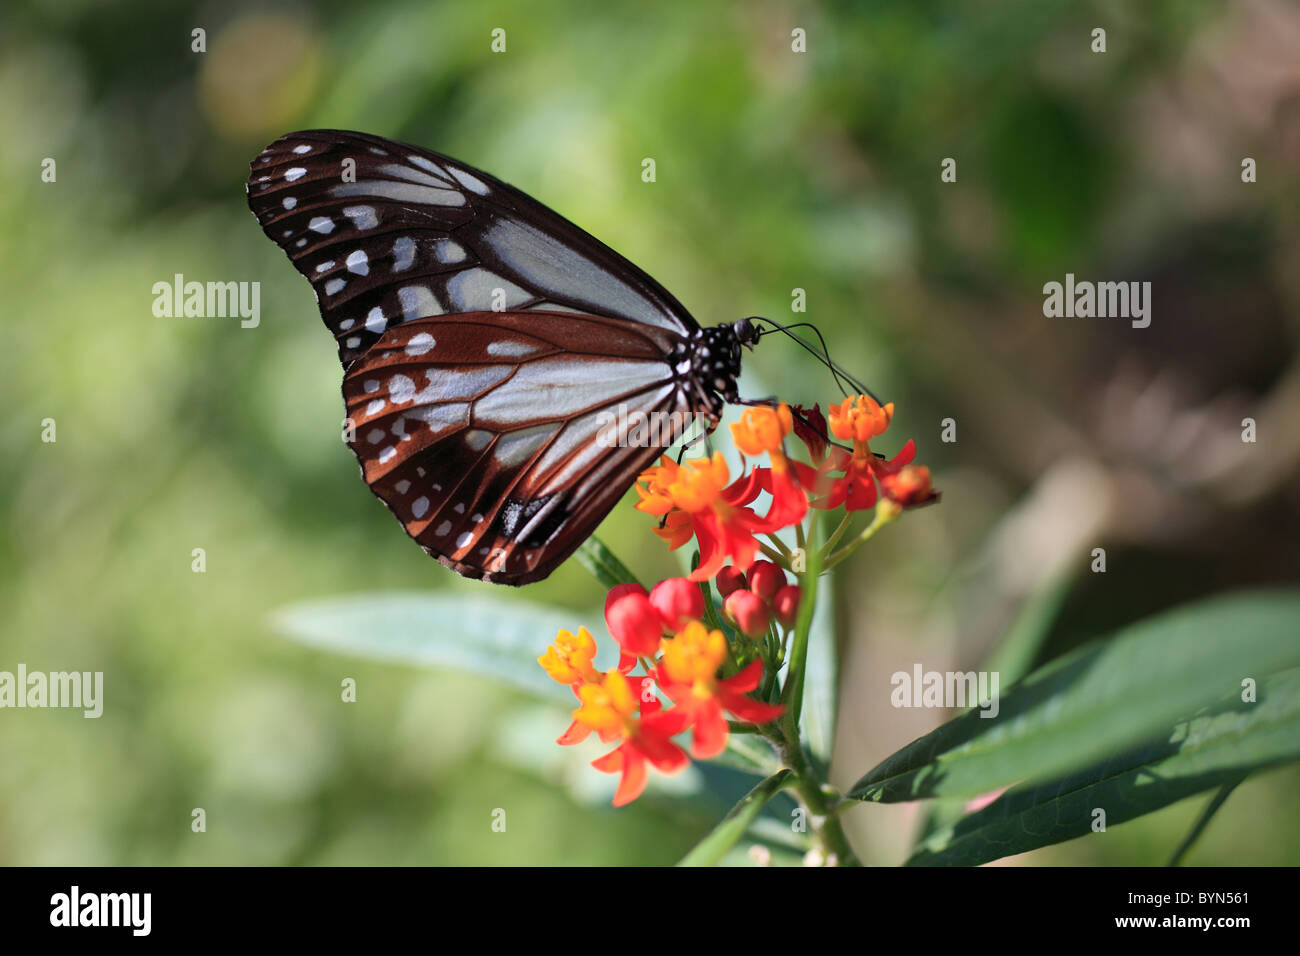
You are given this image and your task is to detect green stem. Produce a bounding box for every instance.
[1167,776,1246,866]
[822,511,854,556]
[771,729,860,866]
[823,503,898,571]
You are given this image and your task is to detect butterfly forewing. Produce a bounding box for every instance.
[246,130,718,585]
[247,130,694,367]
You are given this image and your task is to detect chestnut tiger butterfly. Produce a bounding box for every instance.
[245,130,860,585]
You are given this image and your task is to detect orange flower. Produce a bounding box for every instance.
[566,670,690,806]
[635,451,805,581]
[655,621,784,758]
[538,627,600,686]
[730,403,793,458]
[792,394,935,513]
[829,395,894,443]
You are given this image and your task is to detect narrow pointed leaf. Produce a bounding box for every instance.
[677,769,793,867]
[851,590,1300,803]
[906,668,1300,866]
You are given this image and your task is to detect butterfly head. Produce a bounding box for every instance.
[733,316,761,349]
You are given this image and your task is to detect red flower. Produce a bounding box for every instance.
[567,670,690,806]
[723,589,770,638]
[747,560,787,603]
[791,403,830,464]
[648,577,704,630]
[605,584,663,657]
[772,585,802,628]
[715,566,748,599]
[635,453,803,581]
[655,621,784,758]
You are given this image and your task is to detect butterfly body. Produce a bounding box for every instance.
[247,130,754,584]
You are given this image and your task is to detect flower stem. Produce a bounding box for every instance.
[822,502,899,571]
[770,729,860,866]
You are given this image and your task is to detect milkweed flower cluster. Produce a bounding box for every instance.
[539,577,786,805]
[539,394,936,807]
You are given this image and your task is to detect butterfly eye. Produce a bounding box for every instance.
[248,130,758,584]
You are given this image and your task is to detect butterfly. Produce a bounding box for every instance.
[246,129,767,585]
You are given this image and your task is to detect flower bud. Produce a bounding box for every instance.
[747,561,786,603]
[772,585,803,628]
[724,589,770,638]
[715,566,748,599]
[648,577,704,630]
[604,584,662,656]
[880,465,936,508]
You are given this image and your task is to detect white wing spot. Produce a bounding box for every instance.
[308,217,335,234]
[449,167,490,195]
[435,520,452,536]
[407,155,454,183]
[339,318,355,330]
[388,374,416,404]
[487,340,540,358]
[392,237,416,273]
[455,531,473,548]
[454,502,466,514]
[365,307,387,333]
[366,428,384,444]
[435,239,467,264]
[295,238,308,248]
[363,380,380,393]
[412,496,430,519]
[446,268,530,311]
[292,145,312,154]
[324,278,345,296]
[472,513,484,523]
[406,332,436,356]
[284,167,307,182]
[345,336,361,348]
[282,196,298,210]
[331,180,466,206]
[343,205,379,230]
[378,446,396,465]
[346,250,370,275]
[366,399,385,416]
[395,479,411,494]
[315,261,335,273]
[398,286,442,319]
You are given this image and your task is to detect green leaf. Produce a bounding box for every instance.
[851,589,1300,803]
[576,537,642,590]
[677,769,793,867]
[906,668,1300,866]
[713,730,781,777]
[913,570,1073,848]
[273,592,594,705]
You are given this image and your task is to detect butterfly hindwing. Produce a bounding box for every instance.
[344,312,683,583]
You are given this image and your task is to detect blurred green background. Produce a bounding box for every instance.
[2,0,1298,865]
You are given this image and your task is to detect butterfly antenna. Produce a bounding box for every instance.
[749,317,883,404]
